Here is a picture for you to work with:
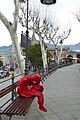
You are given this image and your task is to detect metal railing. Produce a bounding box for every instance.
[0,62,72,109]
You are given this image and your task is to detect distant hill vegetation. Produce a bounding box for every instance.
[47,43,80,52]
[0,45,12,56]
[0,43,80,56]
[69,43,80,51]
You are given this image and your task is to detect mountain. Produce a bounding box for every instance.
[0,45,12,56]
[69,43,80,52]
[47,43,80,52]
[0,42,80,57]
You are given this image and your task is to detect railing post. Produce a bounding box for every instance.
[0,114,2,120]
[11,72,14,101]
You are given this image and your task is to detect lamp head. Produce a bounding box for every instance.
[19,0,25,3]
[40,0,56,5]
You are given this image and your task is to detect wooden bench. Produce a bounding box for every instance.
[0,80,35,120]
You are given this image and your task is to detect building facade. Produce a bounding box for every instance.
[0,53,10,66]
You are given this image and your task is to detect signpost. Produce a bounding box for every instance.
[21,32,31,48]
[19,0,29,75]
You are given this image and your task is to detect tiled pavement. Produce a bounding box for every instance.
[2,64,80,120]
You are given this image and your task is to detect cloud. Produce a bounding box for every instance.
[0,0,80,46]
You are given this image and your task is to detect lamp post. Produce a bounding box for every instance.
[40,0,56,5]
[20,0,56,75]
[19,0,29,75]
[40,0,56,67]
[25,0,29,75]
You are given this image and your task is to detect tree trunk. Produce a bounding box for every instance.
[39,37,48,72]
[10,30,25,73]
[0,1,25,74]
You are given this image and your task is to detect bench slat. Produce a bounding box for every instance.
[21,97,34,116]
[2,97,20,114]
[14,98,29,115]
[9,97,26,115]
[17,97,34,115]
[0,81,18,98]
[2,96,35,116]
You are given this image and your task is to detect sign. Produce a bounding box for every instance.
[40,0,56,5]
[21,33,31,48]
[19,0,25,3]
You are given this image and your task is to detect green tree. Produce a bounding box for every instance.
[28,44,42,68]
[46,48,51,65]
[0,60,3,67]
[22,43,51,68]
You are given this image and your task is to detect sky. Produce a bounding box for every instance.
[0,0,80,47]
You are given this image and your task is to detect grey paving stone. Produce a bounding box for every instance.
[77,118,80,120]
[50,106,66,114]
[43,114,62,120]
[1,115,8,120]
[70,110,80,119]
[62,105,76,112]
[27,116,44,120]
[71,104,80,111]
[45,101,59,108]
[12,115,28,120]
[27,109,41,117]
[38,107,54,116]
[57,112,75,120]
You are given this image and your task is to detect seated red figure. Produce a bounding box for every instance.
[17,74,47,112]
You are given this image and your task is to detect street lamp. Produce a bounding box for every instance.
[19,0,29,75]
[40,0,56,5]
[25,0,29,75]
[20,0,56,75]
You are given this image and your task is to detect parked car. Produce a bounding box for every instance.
[0,70,5,78]
[0,70,10,79]
[3,70,10,77]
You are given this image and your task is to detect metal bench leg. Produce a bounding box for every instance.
[9,116,12,120]
[0,115,2,120]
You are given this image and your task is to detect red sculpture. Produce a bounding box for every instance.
[17,74,47,112]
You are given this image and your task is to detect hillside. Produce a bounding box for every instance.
[47,43,80,52]
[69,43,80,52]
[0,45,12,56]
[0,43,80,57]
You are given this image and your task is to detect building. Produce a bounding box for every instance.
[47,47,79,64]
[0,53,10,66]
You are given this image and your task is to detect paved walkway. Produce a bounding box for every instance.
[2,64,80,120]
